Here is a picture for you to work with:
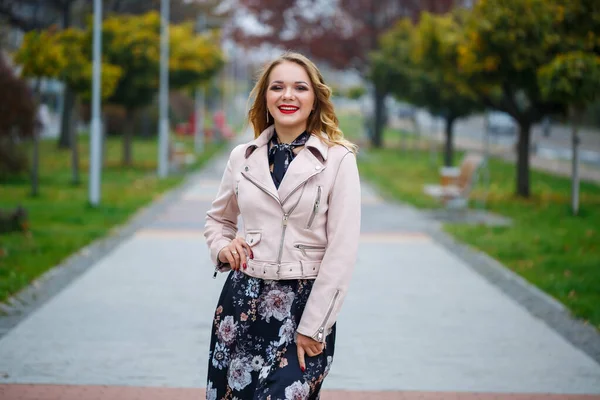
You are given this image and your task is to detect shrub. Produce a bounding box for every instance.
[0,55,35,179]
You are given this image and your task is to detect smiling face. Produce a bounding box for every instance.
[265,61,315,137]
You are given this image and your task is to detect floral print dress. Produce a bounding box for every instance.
[206,132,335,399]
[206,271,335,400]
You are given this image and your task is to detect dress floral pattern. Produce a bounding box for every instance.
[207,270,335,399]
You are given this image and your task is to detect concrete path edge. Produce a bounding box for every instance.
[425,226,600,366]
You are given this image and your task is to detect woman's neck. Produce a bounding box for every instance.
[273,123,307,144]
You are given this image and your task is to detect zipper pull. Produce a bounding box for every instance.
[317,327,324,341]
[282,214,289,226]
[213,265,219,279]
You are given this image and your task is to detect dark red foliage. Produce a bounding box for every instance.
[0,54,35,177]
[230,0,457,71]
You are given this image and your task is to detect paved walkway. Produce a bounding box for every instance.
[0,132,599,399]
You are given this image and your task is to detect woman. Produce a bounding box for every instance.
[204,52,361,400]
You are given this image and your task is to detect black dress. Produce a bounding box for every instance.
[206,132,336,400]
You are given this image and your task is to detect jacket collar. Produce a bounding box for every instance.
[241,125,329,205]
[244,125,329,162]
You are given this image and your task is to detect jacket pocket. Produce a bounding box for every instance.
[245,231,261,247]
[306,185,322,229]
[294,243,326,257]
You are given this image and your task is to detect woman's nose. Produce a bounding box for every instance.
[282,86,294,99]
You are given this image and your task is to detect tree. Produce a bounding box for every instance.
[227,0,457,148]
[56,27,122,183]
[369,18,416,145]
[15,27,122,185]
[539,52,600,215]
[99,11,223,166]
[168,21,224,89]
[13,29,67,195]
[0,54,35,180]
[410,12,481,166]
[0,0,90,149]
[372,13,480,165]
[456,0,566,197]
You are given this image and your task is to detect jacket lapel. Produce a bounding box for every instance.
[243,143,280,203]
[277,145,326,205]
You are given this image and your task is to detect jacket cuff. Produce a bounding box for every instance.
[211,239,232,266]
[296,326,325,343]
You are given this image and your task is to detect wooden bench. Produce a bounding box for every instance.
[423,153,484,209]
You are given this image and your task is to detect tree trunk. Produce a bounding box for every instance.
[122,108,135,166]
[58,2,73,149]
[444,116,456,167]
[570,107,581,216]
[412,114,420,150]
[140,107,151,138]
[371,85,386,148]
[58,86,75,148]
[516,121,531,197]
[70,96,80,185]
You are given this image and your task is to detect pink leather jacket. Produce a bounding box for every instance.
[204,125,361,342]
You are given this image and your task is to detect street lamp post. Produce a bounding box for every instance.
[89,0,102,205]
[194,12,206,154]
[158,0,170,178]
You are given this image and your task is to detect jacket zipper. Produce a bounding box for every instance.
[235,181,239,198]
[280,168,325,205]
[294,244,326,257]
[316,289,340,342]
[306,185,322,229]
[276,183,306,266]
[241,171,279,204]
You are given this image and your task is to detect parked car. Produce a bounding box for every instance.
[488,111,517,136]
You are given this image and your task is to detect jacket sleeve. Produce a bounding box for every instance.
[204,150,240,268]
[296,151,361,342]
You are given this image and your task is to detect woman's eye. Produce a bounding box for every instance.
[270,85,282,91]
[296,86,308,91]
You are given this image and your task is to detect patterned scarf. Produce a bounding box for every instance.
[268,130,310,189]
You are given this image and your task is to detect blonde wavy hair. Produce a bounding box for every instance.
[247,52,358,154]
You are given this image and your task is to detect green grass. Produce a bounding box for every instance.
[0,134,225,305]
[340,112,600,330]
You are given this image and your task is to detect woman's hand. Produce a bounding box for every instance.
[296,333,324,372]
[218,237,253,271]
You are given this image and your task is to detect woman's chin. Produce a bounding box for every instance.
[274,118,307,129]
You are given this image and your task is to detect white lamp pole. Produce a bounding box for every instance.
[194,12,206,154]
[89,0,102,205]
[158,0,170,177]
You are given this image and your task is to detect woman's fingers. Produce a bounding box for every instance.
[302,343,323,357]
[227,248,239,270]
[234,242,247,270]
[224,250,236,270]
[242,241,254,260]
[310,344,323,357]
[297,343,306,372]
[227,238,252,271]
